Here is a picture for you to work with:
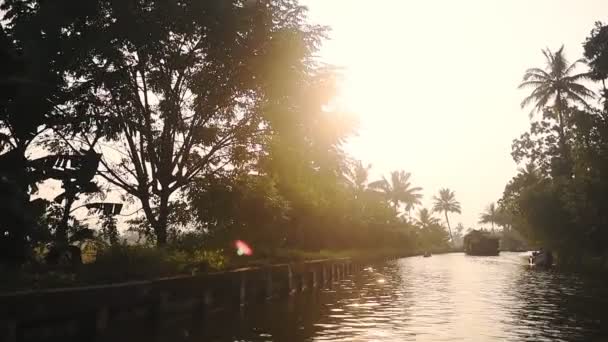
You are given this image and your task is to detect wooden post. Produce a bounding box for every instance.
[288,265,295,295]
[95,307,109,334]
[204,287,213,308]
[148,289,169,331]
[265,270,274,300]
[239,273,247,307]
[320,265,326,286]
[300,273,307,292]
[0,320,17,342]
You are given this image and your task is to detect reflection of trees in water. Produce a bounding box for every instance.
[512,269,608,341]
[105,259,608,342]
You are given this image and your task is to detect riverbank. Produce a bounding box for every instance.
[551,251,608,274]
[0,258,360,342]
[0,246,459,293]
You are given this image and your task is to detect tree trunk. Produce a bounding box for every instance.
[555,91,568,159]
[139,194,168,247]
[154,192,170,247]
[603,79,607,112]
[554,91,573,177]
[491,221,495,233]
[444,211,454,243]
[154,218,168,247]
[57,186,75,246]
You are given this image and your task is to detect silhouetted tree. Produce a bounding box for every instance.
[479,203,498,232]
[519,46,594,156]
[432,188,461,242]
[0,11,99,263]
[344,160,372,194]
[3,0,330,246]
[370,171,422,215]
[584,22,608,107]
[416,208,439,229]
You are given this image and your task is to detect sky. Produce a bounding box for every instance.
[300,0,608,229]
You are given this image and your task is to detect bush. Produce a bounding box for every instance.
[80,244,229,284]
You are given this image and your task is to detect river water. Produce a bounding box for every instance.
[139,252,608,341]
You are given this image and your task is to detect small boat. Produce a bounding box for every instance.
[423,252,432,258]
[529,250,553,268]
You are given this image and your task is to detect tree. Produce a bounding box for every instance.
[432,188,461,242]
[584,21,608,107]
[344,160,372,194]
[479,202,498,232]
[519,46,594,154]
[453,223,465,245]
[1,14,102,263]
[188,172,290,248]
[369,170,422,215]
[4,0,329,246]
[416,208,439,229]
[415,208,449,250]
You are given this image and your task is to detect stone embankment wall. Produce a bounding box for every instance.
[0,258,360,342]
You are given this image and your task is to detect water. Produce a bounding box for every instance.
[133,252,608,341]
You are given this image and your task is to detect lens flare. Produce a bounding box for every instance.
[234,240,253,256]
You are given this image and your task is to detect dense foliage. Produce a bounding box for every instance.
[0,0,453,278]
[496,22,608,267]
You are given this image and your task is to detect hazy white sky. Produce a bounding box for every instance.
[301,0,608,228]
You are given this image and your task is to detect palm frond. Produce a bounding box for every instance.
[563,58,587,75]
[563,72,591,83]
[518,80,549,89]
[520,45,592,117]
[542,47,555,67]
[564,89,593,109]
[565,82,595,99]
[368,179,389,192]
[522,68,551,81]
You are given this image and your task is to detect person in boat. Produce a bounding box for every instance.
[530,248,553,267]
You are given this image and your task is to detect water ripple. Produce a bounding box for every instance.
[172,252,608,342]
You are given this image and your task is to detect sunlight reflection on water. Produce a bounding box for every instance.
[120,253,608,342]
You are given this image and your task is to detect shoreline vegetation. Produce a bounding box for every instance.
[0,1,463,294]
[494,27,608,271]
[3,0,608,295]
[0,247,461,294]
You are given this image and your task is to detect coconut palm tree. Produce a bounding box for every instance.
[416,208,439,229]
[479,202,499,232]
[369,170,423,214]
[344,160,372,194]
[453,223,466,245]
[519,46,595,148]
[518,163,539,178]
[432,188,461,242]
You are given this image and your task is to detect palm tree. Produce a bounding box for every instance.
[478,202,498,232]
[369,170,423,214]
[344,160,372,194]
[518,163,539,178]
[416,208,439,229]
[519,45,595,148]
[432,188,461,242]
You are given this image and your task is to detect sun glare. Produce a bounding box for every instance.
[302,0,606,227]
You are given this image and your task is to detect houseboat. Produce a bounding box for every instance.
[464,230,500,256]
